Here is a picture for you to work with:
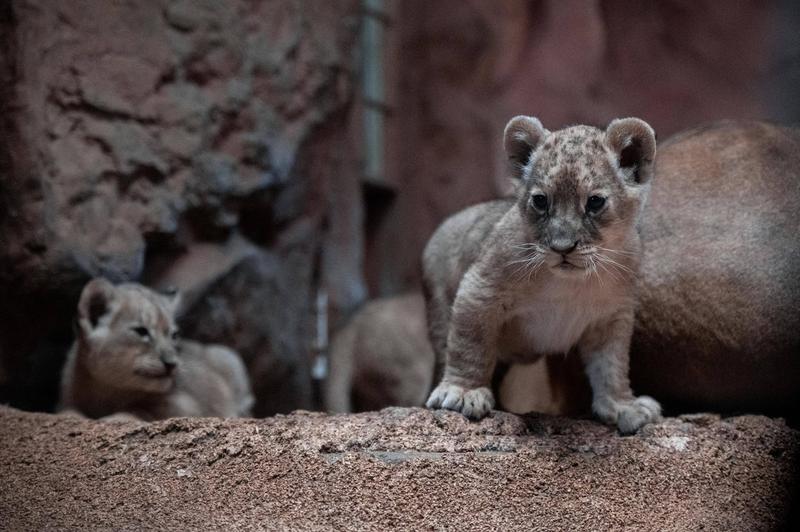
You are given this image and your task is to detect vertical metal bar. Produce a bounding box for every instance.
[362,0,385,183]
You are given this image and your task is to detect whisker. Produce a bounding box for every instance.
[595,258,623,283]
[508,242,549,275]
[507,258,536,266]
[594,254,635,283]
[508,260,533,280]
[506,247,546,282]
[511,243,546,251]
[586,255,603,287]
[597,254,635,274]
[527,255,546,282]
[595,245,636,256]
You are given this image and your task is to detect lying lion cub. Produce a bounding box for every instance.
[325,293,435,413]
[425,116,661,434]
[59,278,253,420]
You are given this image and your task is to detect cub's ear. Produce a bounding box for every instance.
[503,115,549,180]
[160,286,182,317]
[77,278,116,334]
[605,118,656,184]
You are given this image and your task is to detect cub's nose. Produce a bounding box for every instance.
[160,354,178,373]
[550,240,578,254]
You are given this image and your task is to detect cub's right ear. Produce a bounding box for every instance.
[605,118,656,184]
[77,278,116,334]
[503,115,549,180]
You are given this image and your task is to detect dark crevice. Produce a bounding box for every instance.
[183,205,234,241]
[155,66,177,91]
[185,61,217,87]
[114,164,167,193]
[211,108,248,151]
[84,135,114,157]
[238,188,280,247]
[55,100,157,125]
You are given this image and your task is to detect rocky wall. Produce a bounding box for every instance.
[0,0,363,414]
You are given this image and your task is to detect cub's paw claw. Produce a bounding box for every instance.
[426,382,494,420]
[616,395,662,435]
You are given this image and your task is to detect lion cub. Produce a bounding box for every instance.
[59,278,253,420]
[425,116,661,434]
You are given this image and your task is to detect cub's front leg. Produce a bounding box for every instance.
[579,311,662,434]
[426,270,502,420]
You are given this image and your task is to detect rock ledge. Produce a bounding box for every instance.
[0,406,797,530]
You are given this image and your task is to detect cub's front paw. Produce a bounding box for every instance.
[593,395,661,435]
[426,382,494,420]
[615,396,662,435]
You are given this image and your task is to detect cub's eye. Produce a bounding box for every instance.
[530,194,548,211]
[586,195,606,213]
[171,330,180,341]
[131,326,150,339]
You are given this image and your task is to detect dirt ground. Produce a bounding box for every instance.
[0,405,797,531]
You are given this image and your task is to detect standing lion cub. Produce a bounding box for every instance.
[424,116,661,434]
[59,278,253,420]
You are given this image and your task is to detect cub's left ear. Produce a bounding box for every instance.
[605,118,656,184]
[77,278,117,336]
[161,286,183,317]
[503,115,550,180]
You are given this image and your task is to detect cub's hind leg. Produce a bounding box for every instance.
[423,278,451,385]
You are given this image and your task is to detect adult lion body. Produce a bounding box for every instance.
[631,120,800,415]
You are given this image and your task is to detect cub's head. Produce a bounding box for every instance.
[503,116,656,279]
[75,278,182,394]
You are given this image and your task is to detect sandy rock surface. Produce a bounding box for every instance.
[1,405,797,530]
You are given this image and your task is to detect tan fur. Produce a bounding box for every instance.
[632,120,800,415]
[325,294,434,413]
[59,279,253,420]
[498,355,591,417]
[424,116,662,433]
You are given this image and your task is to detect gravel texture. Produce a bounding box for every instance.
[1,405,797,530]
